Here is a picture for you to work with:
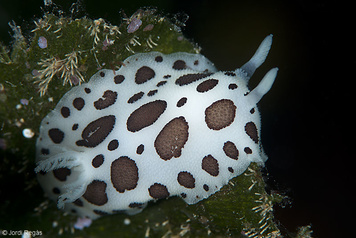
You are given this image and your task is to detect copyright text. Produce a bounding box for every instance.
[1,230,42,237]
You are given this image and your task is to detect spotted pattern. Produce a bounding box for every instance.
[48,128,64,144]
[202,155,219,176]
[72,123,79,131]
[157,81,167,87]
[155,56,163,62]
[228,83,238,90]
[83,180,108,206]
[176,97,187,107]
[36,50,273,220]
[148,183,169,199]
[147,90,158,96]
[108,139,119,151]
[175,73,213,86]
[61,107,70,118]
[53,168,71,181]
[203,184,209,191]
[172,60,187,70]
[92,154,104,168]
[76,115,116,148]
[205,99,236,130]
[223,141,239,160]
[128,92,144,104]
[127,100,167,132]
[94,90,118,110]
[111,156,139,193]
[73,97,85,111]
[84,88,91,94]
[73,199,83,207]
[155,117,189,161]
[114,75,125,84]
[40,148,49,155]
[135,66,155,84]
[177,171,195,188]
[245,122,259,143]
[136,144,144,154]
[196,79,218,93]
[244,147,253,154]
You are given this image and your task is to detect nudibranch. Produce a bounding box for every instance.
[35,35,278,220]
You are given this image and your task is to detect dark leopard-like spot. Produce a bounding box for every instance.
[223,141,239,160]
[83,180,108,206]
[84,88,91,94]
[128,92,144,104]
[177,171,195,188]
[196,79,218,93]
[114,75,125,84]
[175,73,213,86]
[228,83,238,90]
[48,128,64,144]
[147,90,158,96]
[108,139,119,151]
[136,144,144,154]
[176,97,187,107]
[155,56,163,62]
[76,115,116,148]
[41,148,50,155]
[94,90,118,110]
[52,187,60,194]
[53,168,71,181]
[92,154,104,168]
[127,100,167,132]
[72,123,79,131]
[155,117,189,161]
[148,183,169,199]
[73,97,85,111]
[135,66,155,84]
[244,147,253,154]
[73,199,83,207]
[245,122,259,143]
[111,156,139,193]
[172,60,187,70]
[61,107,70,118]
[205,99,236,130]
[203,184,209,191]
[157,81,167,87]
[202,155,219,177]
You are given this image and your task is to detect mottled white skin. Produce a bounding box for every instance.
[35,35,278,220]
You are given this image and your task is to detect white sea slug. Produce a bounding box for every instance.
[35,35,278,220]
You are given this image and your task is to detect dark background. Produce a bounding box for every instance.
[0,0,354,237]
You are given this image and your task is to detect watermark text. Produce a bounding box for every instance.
[1,230,42,237]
